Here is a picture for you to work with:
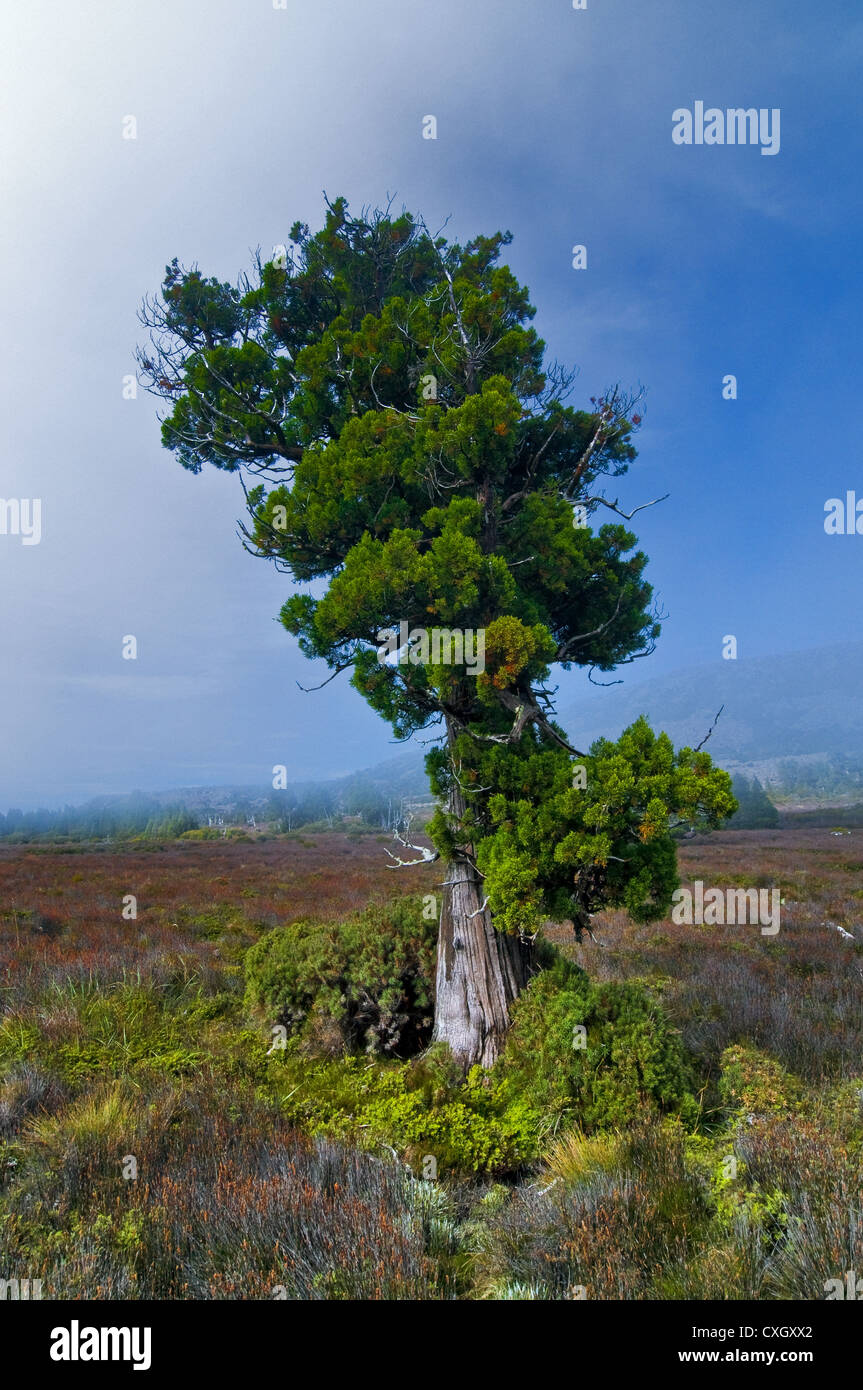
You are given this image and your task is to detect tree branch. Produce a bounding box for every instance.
[583,492,669,521]
[694,704,725,752]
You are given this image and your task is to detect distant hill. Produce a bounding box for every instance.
[6,641,862,831]
[0,751,432,839]
[112,640,863,813]
[558,640,863,802]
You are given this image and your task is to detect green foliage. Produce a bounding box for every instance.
[0,985,214,1084]
[141,196,736,953]
[499,957,698,1131]
[263,1047,537,1175]
[244,897,437,1055]
[718,1044,804,1118]
[427,715,736,937]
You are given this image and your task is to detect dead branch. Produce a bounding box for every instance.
[556,594,623,662]
[583,492,669,522]
[694,705,725,752]
[385,816,439,868]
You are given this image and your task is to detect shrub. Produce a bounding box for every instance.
[719,1044,804,1118]
[499,957,698,1132]
[262,1046,539,1175]
[244,897,436,1056]
[248,943,696,1171]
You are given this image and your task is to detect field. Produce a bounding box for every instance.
[1,826,861,1300]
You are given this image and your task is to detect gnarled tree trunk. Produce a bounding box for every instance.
[431,855,532,1068]
[430,723,533,1068]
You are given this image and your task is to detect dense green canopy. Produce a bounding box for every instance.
[140,197,735,938]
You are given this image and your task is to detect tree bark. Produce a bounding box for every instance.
[431,856,533,1068]
[430,719,534,1068]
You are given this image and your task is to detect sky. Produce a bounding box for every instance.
[0,0,861,809]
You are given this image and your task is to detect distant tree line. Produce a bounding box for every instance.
[772,756,863,800]
[0,778,409,842]
[0,798,202,842]
[725,775,779,829]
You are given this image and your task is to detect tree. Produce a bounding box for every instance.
[727,774,779,829]
[139,196,735,1068]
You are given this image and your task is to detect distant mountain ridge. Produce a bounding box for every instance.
[90,640,863,811]
[48,752,431,821]
[6,642,861,821]
[560,639,863,771]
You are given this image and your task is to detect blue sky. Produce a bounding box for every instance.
[0,0,860,808]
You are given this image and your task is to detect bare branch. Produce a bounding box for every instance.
[296,661,355,693]
[587,667,624,688]
[556,594,624,662]
[385,815,439,869]
[694,704,725,752]
[385,848,439,868]
[583,492,670,521]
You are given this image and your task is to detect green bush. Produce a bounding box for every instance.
[244,897,437,1056]
[262,1047,535,1175]
[250,944,698,1175]
[718,1044,803,1118]
[499,957,698,1132]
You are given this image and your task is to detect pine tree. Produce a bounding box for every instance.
[139,197,735,1066]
